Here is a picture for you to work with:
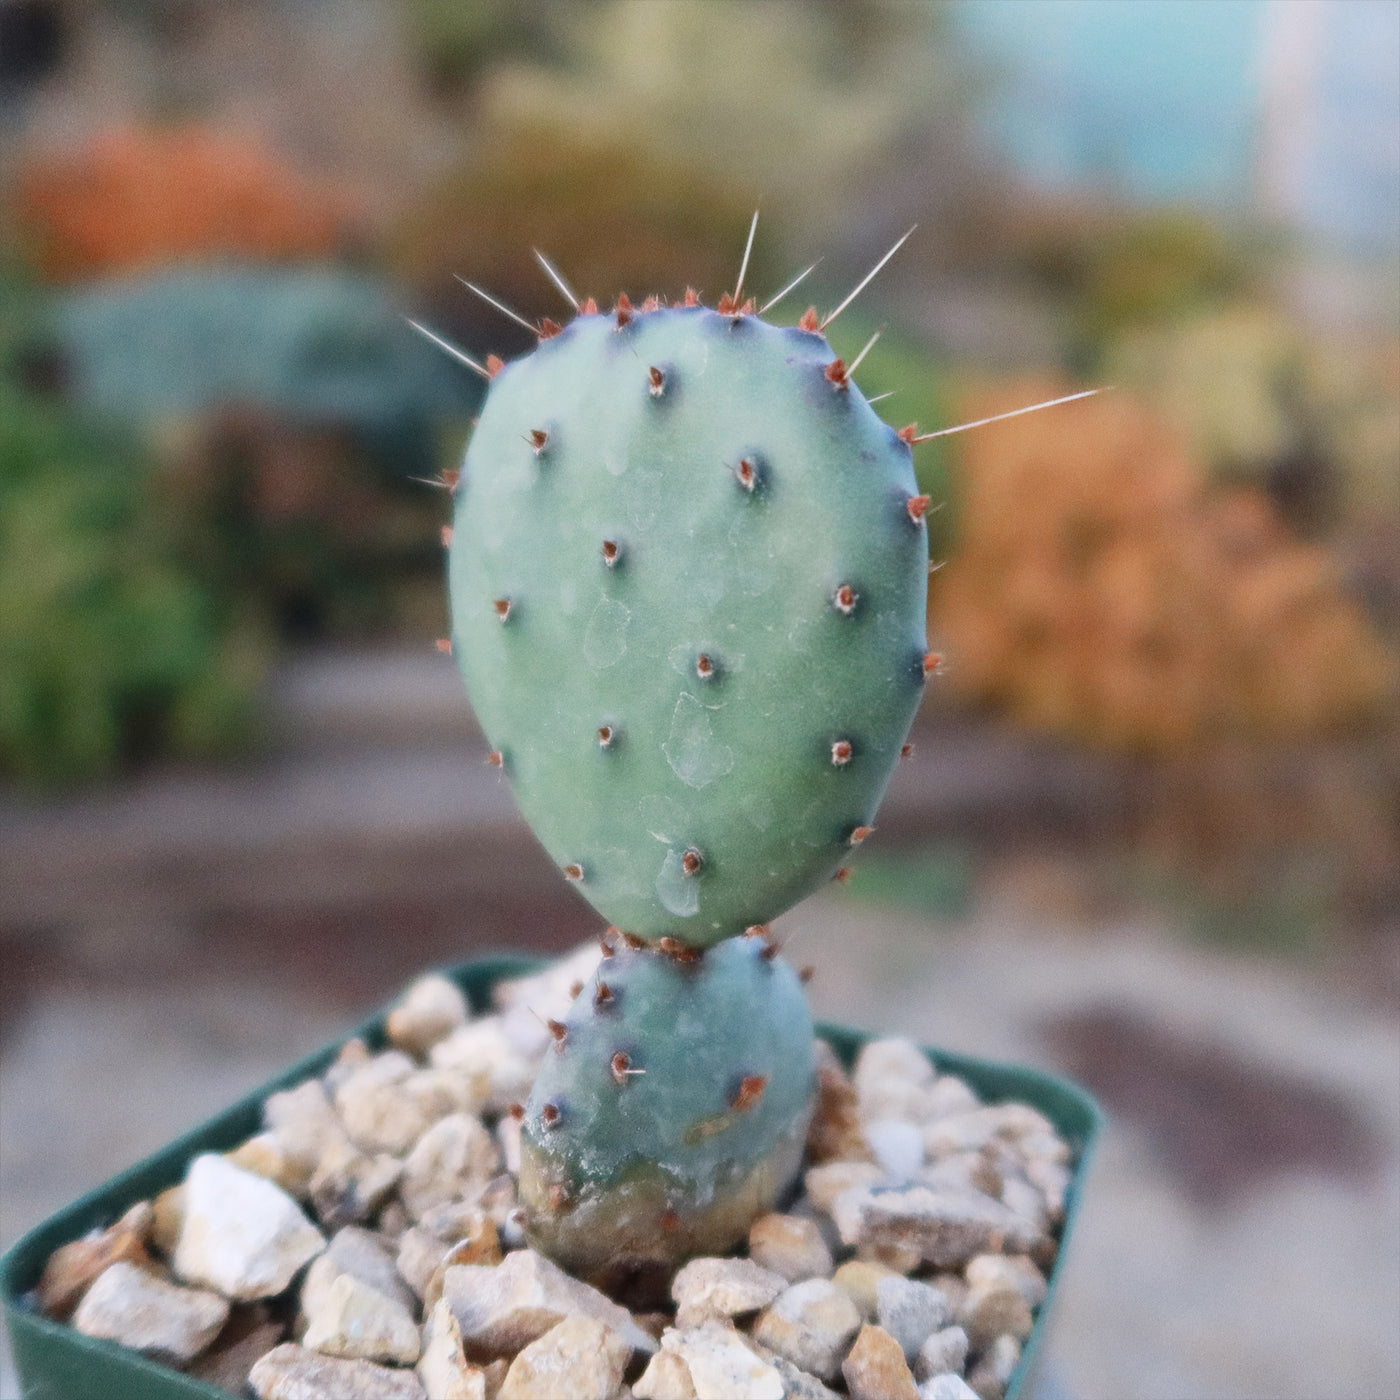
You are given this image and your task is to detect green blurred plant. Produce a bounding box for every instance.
[842,843,976,922]
[52,267,477,430]
[0,270,269,785]
[1008,205,1257,370]
[403,0,579,93]
[1104,305,1400,551]
[467,0,963,242]
[48,266,477,642]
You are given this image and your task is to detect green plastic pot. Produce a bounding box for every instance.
[1,956,1101,1399]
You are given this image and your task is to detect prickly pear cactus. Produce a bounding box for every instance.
[519,934,815,1293]
[435,253,933,1288]
[447,299,930,947]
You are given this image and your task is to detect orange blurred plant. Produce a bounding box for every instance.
[932,383,1395,751]
[15,126,351,284]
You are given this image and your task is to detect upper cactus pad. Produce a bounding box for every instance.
[448,302,928,945]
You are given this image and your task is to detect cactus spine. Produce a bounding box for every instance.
[439,230,930,1289]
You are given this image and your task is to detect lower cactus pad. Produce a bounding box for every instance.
[518,935,816,1294]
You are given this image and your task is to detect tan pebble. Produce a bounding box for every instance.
[672,1256,787,1328]
[923,1114,996,1160]
[442,1248,655,1358]
[924,1105,1057,1161]
[418,1297,487,1400]
[853,1041,938,1123]
[753,1279,861,1382]
[227,1133,310,1198]
[398,1226,451,1301]
[73,1261,229,1365]
[965,1254,1047,1309]
[853,1040,935,1095]
[856,1239,922,1274]
[831,1259,895,1320]
[959,1281,1033,1349]
[249,1341,426,1398]
[803,1161,884,1216]
[265,1079,336,1133]
[302,1270,421,1365]
[634,1348,698,1399]
[966,1333,1021,1400]
[914,1324,969,1382]
[926,1075,981,1120]
[303,1226,416,1317]
[401,1114,499,1220]
[387,975,470,1058]
[748,1213,832,1283]
[151,1184,185,1257]
[841,1322,920,1400]
[654,1322,784,1399]
[327,1035,372,1075]
[263,1081,341,1180]
[860,1079,943,1124]
[174,1155,325,1302]
[37,1202,153,1318]
[806,1041,874,1163]
[429,1021,533,1115]
[322,1038,373,1095]
[832,1181,1039,1270]
[498,1316,629,1400]
[336,1055,459,1157]
[308,1134,402,1231]
[424,1218,503,1312]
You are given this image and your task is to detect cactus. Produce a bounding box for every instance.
[435,229,932,1287]
[518,934,815,1295]
[447,297,931,942]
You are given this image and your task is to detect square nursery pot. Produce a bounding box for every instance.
[2,956,1102,1400]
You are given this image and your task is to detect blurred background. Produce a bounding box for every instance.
[1,2,1397,1396]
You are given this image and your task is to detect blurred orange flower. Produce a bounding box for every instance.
[933,383,1395,751]
[16,126,351,284]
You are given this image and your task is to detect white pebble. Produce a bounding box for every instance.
[174,1154,324,1301]
[865,1119,926,1179]
[387,975,470,1058]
